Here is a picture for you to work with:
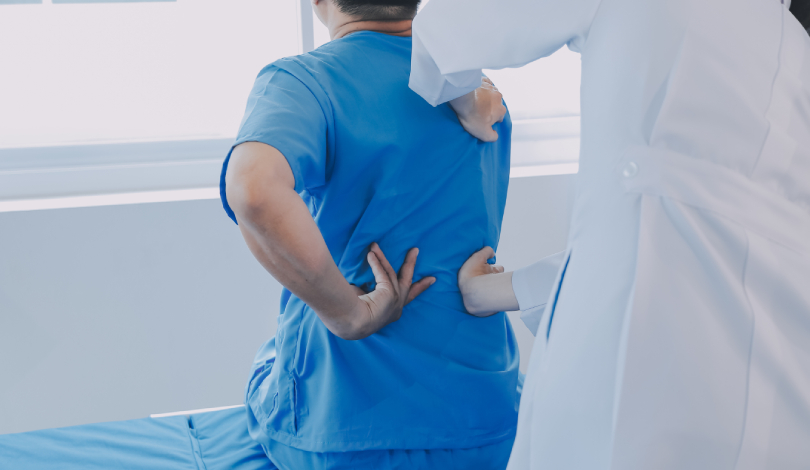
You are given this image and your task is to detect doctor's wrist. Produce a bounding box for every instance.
[460,274,495,317]
[460,271,519,317]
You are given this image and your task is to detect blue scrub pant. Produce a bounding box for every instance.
[262,437,515,470]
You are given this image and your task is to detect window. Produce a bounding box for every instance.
[0,0,302,210]
[0,0,299,148]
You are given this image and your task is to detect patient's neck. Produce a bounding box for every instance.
[331,18,413,40]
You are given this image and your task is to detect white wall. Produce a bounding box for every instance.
[0,173,576,435]
[499,174,577,371]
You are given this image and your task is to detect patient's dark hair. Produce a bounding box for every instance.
[333,0,421,20]
[791,0,810,32]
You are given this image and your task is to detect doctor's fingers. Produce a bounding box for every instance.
[471,246,496,263]
[486,89,506,123]
[478,88,506,134]
[479,127,499,143]
[496,101,506,123]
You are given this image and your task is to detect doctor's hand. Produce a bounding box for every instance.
[352,243,436,338]
[458,247,519,317]
[449,77,507,142]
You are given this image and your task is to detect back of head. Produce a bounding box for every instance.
[333,0,421,20]
[790,0,810,33]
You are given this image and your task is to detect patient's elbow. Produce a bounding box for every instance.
[325,312,375,341]
[331,319,375,341]
[227,180,265,219]
[333,327,370,341]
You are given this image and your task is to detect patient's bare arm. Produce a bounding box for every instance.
[225,141,435,340]
[458,247,519,317]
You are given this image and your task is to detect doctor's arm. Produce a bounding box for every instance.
[458,247,518,316]
[459,247,566,321]
[410,0,602,137]
[225,142,435,340]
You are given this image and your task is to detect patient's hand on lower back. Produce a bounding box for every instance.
[458,247,519,317]
[449,77,507,143]
[352,243,436,338]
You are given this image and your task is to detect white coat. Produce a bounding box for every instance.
[410,0,810,468]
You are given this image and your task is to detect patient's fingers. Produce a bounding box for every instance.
[367,252,392,290]
[397,248,419,288]
[405,276,436,306]
[370,243,398,288]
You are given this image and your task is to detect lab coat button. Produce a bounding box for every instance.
[622,161,639,178]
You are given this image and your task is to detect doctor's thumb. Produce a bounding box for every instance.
[474,246,496,261]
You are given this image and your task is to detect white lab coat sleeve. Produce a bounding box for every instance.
[511,251,567,335]
[409,33,484,106]
[409,0,603,105]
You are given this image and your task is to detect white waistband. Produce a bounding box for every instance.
[619,145,810,256]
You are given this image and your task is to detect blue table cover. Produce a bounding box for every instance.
[0,407,271,470]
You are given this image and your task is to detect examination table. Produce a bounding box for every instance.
[0,406,272,469]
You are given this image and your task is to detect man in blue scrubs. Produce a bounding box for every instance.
[220,1,517,468]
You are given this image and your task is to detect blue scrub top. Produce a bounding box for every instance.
[220,32,517,453]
